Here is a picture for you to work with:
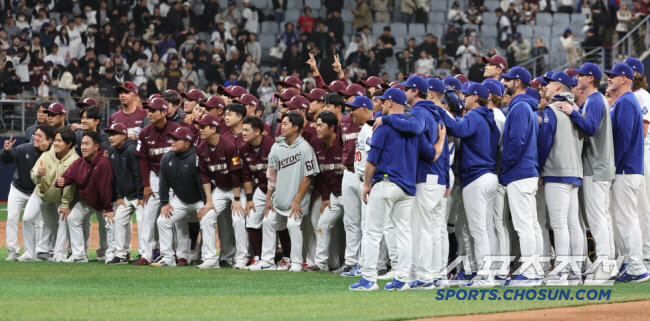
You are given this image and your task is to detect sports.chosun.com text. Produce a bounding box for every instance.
[434,289,612,301]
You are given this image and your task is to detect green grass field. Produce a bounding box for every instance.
[2,204,650,320]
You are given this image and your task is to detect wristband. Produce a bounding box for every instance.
[246,193,253,202]
[234,196,241,201]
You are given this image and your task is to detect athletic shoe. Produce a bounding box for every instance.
[246,256,260,269]
[349,278,379,291]
[505,275,543,287]
[64,255,89,263]
[332,265,353,275]
[462,276,496,288]
[36,252,52,261]
[132,257,150,266]
[106,256,128,265]
[233,261,248,270]
[193,259,204,266]
[384,279,411,291]
[342,264,361,277]
[377,268,395,280]
[177,258,189,266]
[376,268,388,277]
[248,260,276,270]
[494,275,509,286]
[449,270,475,287]
[303,265,323,272]
[152,249,161,262]
[150,256,176,267]
[277,257,291,270]
[6,251,19,261]
[615,272,650,283]
[96,256,107,262]
[618,263,629,276]
[189,251,201,265]
[219,260,233,267]
[289,263,302,272]
[197,259,220,269]
[17,254,35,262]
[409,280,436,290]
[434,277,450,288]
[53,253,66,262]
[584,269,616,286]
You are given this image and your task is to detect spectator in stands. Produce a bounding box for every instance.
[242,54,259,81]
[221,0,242,27]
[258,74,276,105]
[415,50,435,76]
[467,54,485,82]
[240,1,258,35]
[312,21,329,56]
[520,2,536,25]
[560,28,580,67]
[617,2,632,56]
[182,60,200,87]
[466,2,483,25]
[357,25,372,53]
[347,44,369,69]
[211,22,232,52]
[248,33,262,65]
[505,3,520,33]
[325,0,344,15]
[401,0,416,24]
[298,7,316,34]
[442,23,461,56]
[456,36,478,74]
[0,30,9,51]
[5,14,21,39]
[147,53,165,90]
[467,28,483,50]
[326,11,345,45]
[273,0,288,24]
[397,49,415,76]
[581,28,602,63]
[436,51,454,70]
[531,37,549,73]
[496,8,512,48]
[278,22,299,49]
[353,0,371,32]
[345,33,363,60]
[372,0,391,24]
[507,33,530,65]
[58,64,82,110]
[558,0,575,14]
[633,1,648,21]
[367,49,383,77]
[31,9,48,33]
[377,26,396,57]
[282,44,303,75]
[417,34,439,60]
[448,1,468,26]
[164,55,182,91]
[406,38,418,57]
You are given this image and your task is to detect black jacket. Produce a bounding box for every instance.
[159,146,206,206]
[25,120,44,143]
[1,142,43,194]
[108,139,144,200]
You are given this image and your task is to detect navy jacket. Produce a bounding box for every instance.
[611,92,645,175]
[1,143,43,194]
[159,146,206,206]
[108,139,144,200]
[500,94,540,185]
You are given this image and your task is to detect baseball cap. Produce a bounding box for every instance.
[199,96,226,109]
[389,81,406,90]
[145,97,168,111]
[605,63,635,80]
[536,76,549,86]
[234,93,259,106]
[277,76,303,90]
[428,78,446,93]
[572,76,579,87]
[359,76,386,90]
[402,72,428,81]
[338,84,366,97]
[482,55,508,72]
[545,72,573,89]
[167,127,193,142]
[500,66,532,84]
[274,88,299,101]
[564,68,579,78]
[399,75,429,93]
[181,89,206,101]
[183,1,190,6]
[462,82,471,91]
[322,80,347,92]
[42,22,51,28]
[455,74,469,84]
[303,88,327,101]
[459,83,489,99]
[76,98,99,108]
[573,62,603,80]
[624,57,644,74]
[194,114,220,127]
[47,102,66,115]
[483,79,505,96]
[284,95,310,110]
[104,123,128,135]
[526,88,541,103]
[376,88,407,106]
[530,78,542,89]
[116,81,139,93]
[345,96,373,110]
[443,77,463,91]
[142,94,162,107]
[217,85,247,97]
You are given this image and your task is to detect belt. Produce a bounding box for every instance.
[346,166,355,172]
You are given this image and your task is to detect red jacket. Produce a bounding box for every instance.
[57,153,115,212]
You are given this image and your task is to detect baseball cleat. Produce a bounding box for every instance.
[6,251,19,261]
[132,257,150,266]
[505,275,542,287]
[177,258,189,266]
[96,256,107,262]
[53,253,66,262]
[377,268,395,280]
[189,251,201,265]
[349,278,379,291]
[303,265,323,272]
[448,270,475,287]
[17,254,36,262]
[332,265,353,275]
[248,260,276,270]
[341,264,361,277]
[150,256,176,267]
[219,260,233,268]
[277,257,291,270]
[615,272,650,283]
[434,277,450,288]
[462,276,496,288]
[384,279,411,291]
[152,250,161,262]
[197,260,220,269]
[246,256,260,269]
[409,280,436,290]
[289,263,302,272]
[618,263,629,276]
[494,275,509,286]
[233,261,248,270]
[106,256,128,265]
[36,252,52,261]
[64,255,89,263]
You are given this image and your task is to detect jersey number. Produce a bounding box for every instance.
[306,160,313,171]
[355,151,362,162]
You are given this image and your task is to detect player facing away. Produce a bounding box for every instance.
[351,88,443,291]
[2,124,55,261]
[55,131,115,262]
[104,123,145,264]
[151,127,207,267]
[250,112,320,272]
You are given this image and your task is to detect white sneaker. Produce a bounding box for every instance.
[289,263,302,272]
[248,260,277,271]
[233,261,248,270]
[53,253,66,262]
[197,259,220,269]
[377,269,394,280]
[277,257,291,270]
[17,254,35,262]
[462,276,496,288]
[64,255,89,263]
[246,256,260,270]
[435,278,450,288]
[6,251,19,261]
[584,270,616,286]
[96,256,107,262]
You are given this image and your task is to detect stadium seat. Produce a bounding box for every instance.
[344,0,356,10]
[552,24,569,37]
[409,23,426,36]
[285,9,300,22]
[373,22,388,35]
[482,27,498,38]
[482,12,497,25]
[484,0,500,11]
[483,37,497,50]
[428,24,444,37]
[428,11,446,24]
[553,13,571,26]
[519,25,534,38]
[259,34,277,48]
[341,10,354,23]
[252,0,268,10]
[198,32,210,43]
[431,0,447,12]
[345,22,354,35]
[534,25,551,38]
[537,13,553,26]
[262,21,279,34]
[287,0,302,10]
[390,22,408,37]
[571,13,588,23]
[305,0,321,10]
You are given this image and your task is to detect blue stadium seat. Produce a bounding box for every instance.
[409,23,426,36]
[262,21,279,34]
[537,13,553,26]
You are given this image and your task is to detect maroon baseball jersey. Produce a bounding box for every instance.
[197,137,242,191]
[339,114,361,169]
[135,121,182,186]
[222,129,246,149]
[109,107,148,132]
[179,120,201,145]
[239,135,274,193]
[312,137,344,201]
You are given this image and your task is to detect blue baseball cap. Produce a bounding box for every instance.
[605,63,635,80]
[443,77,462,91]
[545,72,573,89]
[345,96,373,110]
[462,82,471,90]
[501,67,532,84]
[483,79,505,96]
[428,78,446,93]
[624,57,644,74]
[573,62,603,80]
[537,76,549,86]
[525,88,541,104]
[459,83,489,99]
[572,76,579,87]
[442,91,461,108]
[399,75,428,93]
[376,88,407,105]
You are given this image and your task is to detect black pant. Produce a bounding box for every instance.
[558,6,574,14]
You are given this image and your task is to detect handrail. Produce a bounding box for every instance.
[552,46,604,73]
[518,54,547,78]
[613,14,650,49]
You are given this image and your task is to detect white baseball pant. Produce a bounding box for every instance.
[493,184,511,263]
[302,192,321,266]
[535,186,552,272]
[217,207,236,263]
[245,188,267,229]
[411,177,446,283]
[507,177,539,279]
[113,197,144,259]
[141,171,161,262]
[611,174,648,276]
[637,148,650,260]
[200,186,247,265]
[157,196,202,264]
[261,199,310,269]
[358,181,389,271]
[545,183,584,271]
[462,173,498,272]
[67,200,107,259]
[313,193,344,269]
[6,185,38,254]
[342,169,363,266]
[361,181,414,283]
[583,176,615,271]
[22,193,66,259]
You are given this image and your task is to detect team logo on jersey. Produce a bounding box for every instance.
[232,156,241,166]
[26,154,29,159]
[644,106,648,115]
[543,114,549,123]
[278,154,301,170]
[366,137,371,145]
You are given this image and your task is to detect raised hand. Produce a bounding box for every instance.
[38,161,46,177]
[306,52,319,75]
[3,135,16,151]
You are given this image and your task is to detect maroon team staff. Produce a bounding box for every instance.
[109,82,148,138]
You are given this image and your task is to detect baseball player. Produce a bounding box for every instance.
[74,106,111,156]
[218,85,248,106]
[305,89,327,121]
[250,112,320,272]
[603,63,649,283]
[46,102,69,131]
[22,128,79,262]
[2,124,55,261]
[537,71,585,285]
[133,98,182,266]
[104,123,144,264]
[351,88,442,291]
[151,127,206,267]
[239,116,275,267]
[109,82,148,138]
[359,76,388,95]
[482,55,508,81]
[55,131,114,263]
[194,113,247,269]
[499,67,542,286]
[141,90,185,127]
[70,98,106,132]
[556,62,616,284]
[25,102,49,143]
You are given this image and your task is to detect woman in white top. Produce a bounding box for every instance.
[414,50,434,76]
[54,28,71,65]
[559,29,580,68]
[455,36,477,75]
[616,2,632,56]
[242,54,259,84]
[247,33,262,65]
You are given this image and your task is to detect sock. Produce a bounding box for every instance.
[247,228,263,257]
[188,222,200,250]
[278,229,291,258]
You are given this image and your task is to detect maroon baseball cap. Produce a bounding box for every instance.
[530,78,542,89]
[234,93,259,106]
[199,96,226,109]
[142,94,162,107]
[76,98,99,108]
[389,81,406,91]
[194,113,220,127]
[303,88,327,101]
[217,85,247,97]
[181,89,205,101]
[455,74,469,84]
[277,76,303,90]
[116,81,139,93]
[482,55,508,72]
[338,84,366,97]
[47,102,67,115]
[274,88,299,101]
[104,123,128,135]
[167,127,193,141]
[322,80,347,93]
[144,97,168,111]
[402,73,428,80]
[284,95,310,110]
[564,68,579,78]
[359,76,386,90]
